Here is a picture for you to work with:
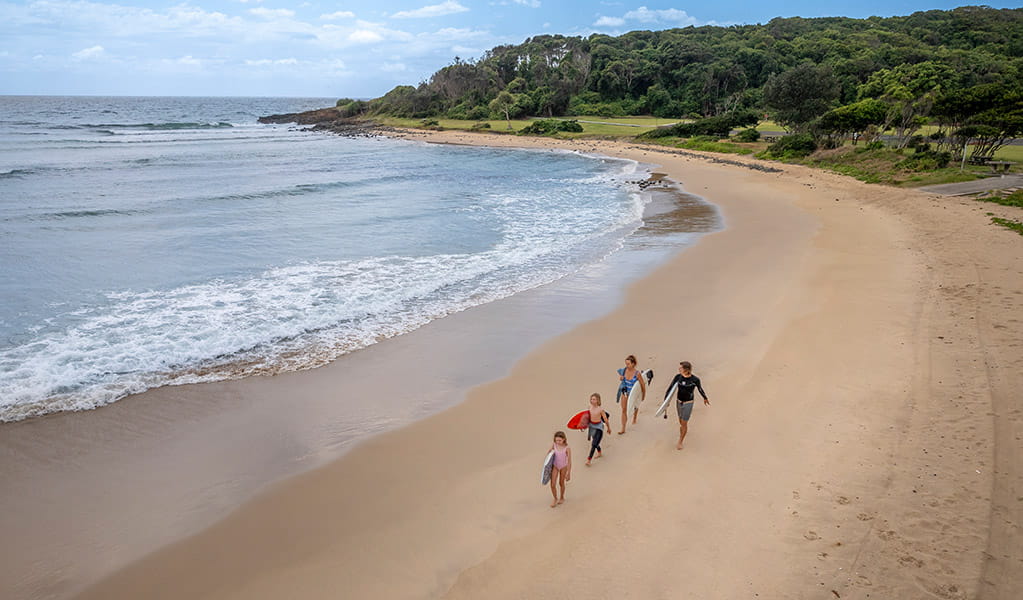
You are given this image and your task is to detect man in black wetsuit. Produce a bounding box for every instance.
[663,361,710,450]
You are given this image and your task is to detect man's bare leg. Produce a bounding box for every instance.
[676,419,689,450]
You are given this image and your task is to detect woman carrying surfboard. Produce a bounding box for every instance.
[616,355,646,434]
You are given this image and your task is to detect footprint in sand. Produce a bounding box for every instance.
[804,531,820,541]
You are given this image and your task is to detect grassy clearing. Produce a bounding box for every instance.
[565,115,679,127]
[755,120,784,132]
[642,137,755,155]
[377,116,659,137]
[780,145,992,186]
[378,116,531,132]
[994,144,1023,162]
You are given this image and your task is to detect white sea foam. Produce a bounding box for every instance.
[0,158,647,422]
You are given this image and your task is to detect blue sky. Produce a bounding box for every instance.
[0,1,1015,98]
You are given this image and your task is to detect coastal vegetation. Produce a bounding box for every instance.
[319,6,1023,189]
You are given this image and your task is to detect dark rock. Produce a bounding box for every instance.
[258,106,393,138]
[258,107,345,125]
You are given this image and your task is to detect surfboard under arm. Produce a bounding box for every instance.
[655,382,679,418]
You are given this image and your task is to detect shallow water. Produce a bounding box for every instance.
[1,96,655,422]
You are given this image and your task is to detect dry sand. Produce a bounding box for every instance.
[63,132,1023,599]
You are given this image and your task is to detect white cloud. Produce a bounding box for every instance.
[0,0,521,96]
[594,16,624,27]
[320,10,355,20]
[348,29,384,43]
[594,6,702,29]
[512,0,541,6]
[625,7,698,25]
[249,7,295,19]
[391,1,469,19]
[427,27,489,41]
[72,45,105,61]
[240,57,347,77]
[153,55,210,71]
[245,57,299,66]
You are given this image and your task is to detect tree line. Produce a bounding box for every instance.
[342,6,1021,159]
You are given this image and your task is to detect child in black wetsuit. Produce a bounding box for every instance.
[664,361,710,450]
[585,393,611,466]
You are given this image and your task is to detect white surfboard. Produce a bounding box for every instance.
[541,450,555,485]
[628,369,653,414]
[655,382,679,418]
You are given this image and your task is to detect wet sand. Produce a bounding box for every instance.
[7,132,1023,600]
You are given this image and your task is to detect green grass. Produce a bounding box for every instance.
[976,189,1023,208]
[378,116,534,132]
[377,115,660,137]
[676,138,753,155]
[642,137,756,155]
[991,216,1023,235]
[565,115,679,127]
[994,144,1023,162]
[898,170,983,187]
[754,120,784,132]
[781,145,994,186]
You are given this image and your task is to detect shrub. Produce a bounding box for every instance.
[470,122,491,130]
[763,134,818,158]
[638,110,759,140]
[336,99,368,118]
[734,128,761,143]
[465,105,490,121]
[900,149,952,170]
[518,119,583,135]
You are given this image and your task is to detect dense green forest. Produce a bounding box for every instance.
[342,5,1021,159]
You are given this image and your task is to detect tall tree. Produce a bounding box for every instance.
[857,61,956,148]
[763,63,840,132]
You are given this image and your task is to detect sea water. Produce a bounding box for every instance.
[0,96,656,422]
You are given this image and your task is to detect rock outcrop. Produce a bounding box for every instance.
[258,108,386,137]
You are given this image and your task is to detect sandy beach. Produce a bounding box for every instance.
[7,131,1022,599]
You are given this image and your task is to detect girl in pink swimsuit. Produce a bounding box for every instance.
[548,431,572,507]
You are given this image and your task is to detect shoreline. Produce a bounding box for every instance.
[9,131,1023,599]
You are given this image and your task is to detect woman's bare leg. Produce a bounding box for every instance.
[618,392,628,434]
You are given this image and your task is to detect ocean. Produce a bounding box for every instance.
[0,96,701,423]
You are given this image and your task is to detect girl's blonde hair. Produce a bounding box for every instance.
[553,431,567,442]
